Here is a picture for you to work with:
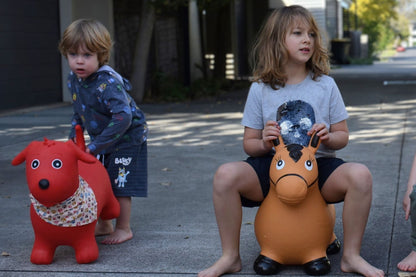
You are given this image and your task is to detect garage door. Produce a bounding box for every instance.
[0,0,61,112]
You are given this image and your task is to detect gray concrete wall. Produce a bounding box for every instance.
[59,0,114,103]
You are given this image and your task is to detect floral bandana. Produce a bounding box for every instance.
[30,176,98,227]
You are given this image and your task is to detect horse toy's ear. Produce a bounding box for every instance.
[273,136,284,149]
[309,131,321,154]
[273,138,279,147]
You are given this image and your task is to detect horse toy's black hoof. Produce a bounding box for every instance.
[303,256,331,275]
[253,254,282,275]
[326,238,341,255]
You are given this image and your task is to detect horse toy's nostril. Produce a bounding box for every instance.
[39,179,49,190]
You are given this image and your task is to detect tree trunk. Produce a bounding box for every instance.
[213,4,229,79]
[130,0,156,103]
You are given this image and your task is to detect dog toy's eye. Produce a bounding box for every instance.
[276,159,285,170]
[31,159,40,169]
[305,160,313,171]
[52,159,62,169]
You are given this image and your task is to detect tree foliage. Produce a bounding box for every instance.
[397,0,416,21]
[349,0,398,55]
[350,0,397,22]
[391,13,410,43]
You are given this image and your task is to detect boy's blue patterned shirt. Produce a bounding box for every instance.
[68,65,148,155]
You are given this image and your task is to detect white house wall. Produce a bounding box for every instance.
[269,0,329,44]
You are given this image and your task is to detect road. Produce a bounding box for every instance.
[1,48,416,276]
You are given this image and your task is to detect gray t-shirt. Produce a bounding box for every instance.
[241,73,348,158]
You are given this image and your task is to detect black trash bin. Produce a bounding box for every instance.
[331,39,351,64]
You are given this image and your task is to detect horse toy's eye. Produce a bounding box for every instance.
[276,160,285,170]
[305,160,313,171]
[31,159,40,169]
[52,159,63,169]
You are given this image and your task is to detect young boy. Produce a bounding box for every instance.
[58,18,148,244]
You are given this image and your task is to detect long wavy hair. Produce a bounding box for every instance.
[250,5,330,89]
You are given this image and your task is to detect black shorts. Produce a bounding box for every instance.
[100,142,148,197]
[241,155,345,207]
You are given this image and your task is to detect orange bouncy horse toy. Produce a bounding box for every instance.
[254,132,338,275]
[11,125,120,264]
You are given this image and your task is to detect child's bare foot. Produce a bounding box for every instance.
[198,255,242,277]
[95,220,113,236]
[101,228,133,245]
[398,251,416,271]
[341,254,384,277]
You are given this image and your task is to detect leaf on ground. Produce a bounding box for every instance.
[398,273,416,277]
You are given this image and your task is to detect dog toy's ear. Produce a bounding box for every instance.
[11,141,37,165]
[11,147,27,166]
[66,140,97,164]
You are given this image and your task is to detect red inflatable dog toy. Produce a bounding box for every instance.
[11,126,120,264]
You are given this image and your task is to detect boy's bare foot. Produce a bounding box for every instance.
[398,251,416,271]
[95,220,114,236]
[198,255,242,277]
[341,254,384,277]
[101,228,133,245]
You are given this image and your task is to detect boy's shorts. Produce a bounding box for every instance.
[241,155,345,207]
[100,142,148,197]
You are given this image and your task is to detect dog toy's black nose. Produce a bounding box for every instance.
[38,179,49,190]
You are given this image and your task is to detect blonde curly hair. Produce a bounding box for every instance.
[59,19,112,67]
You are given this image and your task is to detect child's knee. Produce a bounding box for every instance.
[355,163,371,180]
[215,163,234,181]
[348,164,372,190]
[213,163,239,191]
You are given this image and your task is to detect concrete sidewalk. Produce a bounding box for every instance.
[1,51,416,276]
